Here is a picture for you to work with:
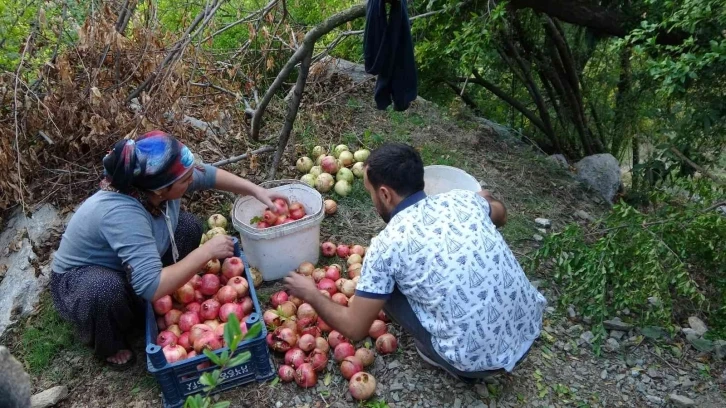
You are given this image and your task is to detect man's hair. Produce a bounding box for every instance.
[365,143,424,197]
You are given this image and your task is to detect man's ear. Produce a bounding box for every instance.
[379,185,392,205]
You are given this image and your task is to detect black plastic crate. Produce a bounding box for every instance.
[145,238,275,408]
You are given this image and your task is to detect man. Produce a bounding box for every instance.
[284,143,546,381]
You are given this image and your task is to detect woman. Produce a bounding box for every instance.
[51,131,281,369]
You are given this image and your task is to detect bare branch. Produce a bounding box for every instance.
[202,0,278,43]
[213,146,275,167]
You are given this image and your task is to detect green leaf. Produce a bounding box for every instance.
[210,402,231,408]
[269,376,280,387]
[641,326,667,340]
[249,216,263,224]
[690,338,714,352]
[243,321,263,341]
[323,372,332,386]
[228,351,251,368]
[199,372,216,387]
[203,349,222,366]
[224,314,241,348]
[183,394,200,408]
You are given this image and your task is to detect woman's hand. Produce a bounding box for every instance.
[255,187,288,210]
[202,235,234,260]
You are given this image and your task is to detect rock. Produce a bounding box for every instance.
[0,204,62,337]
[648,296,663,307]
[567,324,584,336]
[600,369,608,380]
[646,395,665,405]
[567,305,577,319]
[610,330,625,340]
[388,360,401,370]
[574,153,622,202]
[474,383,489,398]
[547,154,569,169]
[647,368,662,379]
[309,56,373,84]
[604,318,633,331]
[391,392,400,402]
[533,234,544,242]
[30,386,68,408]
[536,228,548,234]
[604,338,620,353]
[453,398,462,408]
[668,394,695,407]
[574,210,595,221]
[579,331,594,345]
[534,218,552,229]
[0,346,31,408]
[681,327,699,338]
[713,340,726,360]
[687,316,708,336]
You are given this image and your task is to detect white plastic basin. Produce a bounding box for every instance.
[423,165,482,196]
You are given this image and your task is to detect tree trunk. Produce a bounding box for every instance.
[444,80,482,115]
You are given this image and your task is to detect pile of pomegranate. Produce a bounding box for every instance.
[251,198,308,229]
[264,255,397,401]
[296,144,370,197]
[152,254,253,364]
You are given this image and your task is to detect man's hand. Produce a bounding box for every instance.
[283,272,319,302]
[477,189,507,228]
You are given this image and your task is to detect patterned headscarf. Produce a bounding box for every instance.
[100,131,200,216]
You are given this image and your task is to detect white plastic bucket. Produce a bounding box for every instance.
[231,180,324,281]
[423,165,482,196]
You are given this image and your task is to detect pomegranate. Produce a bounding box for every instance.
[352,161,365,178]
[315,337,330,354]
[271,291,289,308]
[187,350,197,359]
[349,372,377,401]
[288,295,303,307]
[317,278,337,296]
[328,330,348,349]
[157,330,178,347]
[317,318,333,333]
[188,274,202,290]
[307,348,328,372]
[189,324,213,344]
[278,365,295,382]
[350,245,366,257]
[332,293,349,306]
[204,319,220,330]
[324,199,337,215]
[263,309,281,328]
[193,332,223,353]
[194,290,205,303]
[312,268,326,283]
[334,180,352,197]
[355,348,375,367]
[239,296,253,315]
[207,214,228,229]
[378,310,389,322]
[347,263,362,279]
[297,303,317,320]
[335,278,346,292]
[216,285,237,304]
[298,262,314,276]
[200,274,220,296]
[296,157,314,173]
[375,333,398,354]
[285,348,307,368]
[280,315,298,332]
[263,210,277,224]
[156,316,167,330]
[298,334,316,352]
[273,214,289,226]
[336,244,350,258]
[321,242,336,257]
[153,295,173,315]
[352,276,360,284]
[215,323,226,337]
[289,203,306,220]
[319,290,331,298]
[203,259,221,275]
[219,302,243,323]
[347,253,363,266]
[164,309,183,327]
[185,302,201,314]
[339,151,355,168]
[273,198,289,215]
[268,327,297,352]
[221,257,244,280]
[227,276,249,297]
[174,283,196,304]
[257,221,270,229]
[341,356,364,379]
[321,155,339,174]
[167,324,182,337]
[348,295,356,307]
[200,299,221,321]
[325,266,341,281]
[294,363,318,388]
[334,342,356,362]
[329,264,342,274]
[341,279,356,297]
[368,320,387,339]
[162,344,187,363]
[179,311,201,332]
[277,301,297,318]
[297,317,321,338]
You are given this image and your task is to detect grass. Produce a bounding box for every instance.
[16,294,83,374]
[500,213,533,243]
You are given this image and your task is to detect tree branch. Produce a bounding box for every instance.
[212,146,275,167]
[669,147,725,186]
[444,80,481,115]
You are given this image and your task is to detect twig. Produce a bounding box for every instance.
[37,131,54,145]
[189,82,238,97]
[212,146,275,167]
[201,0,278,43]
[669,147,725,185]
[313,77,375,106]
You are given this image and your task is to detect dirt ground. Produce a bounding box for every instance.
[11,88,726,408]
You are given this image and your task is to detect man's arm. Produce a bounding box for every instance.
[478,190,507,228]
[284,273,385,341]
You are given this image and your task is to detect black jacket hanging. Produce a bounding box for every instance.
[363,0,418,111]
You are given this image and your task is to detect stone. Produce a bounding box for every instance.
[453,398,462,408]
[574,153,622,202]
[388,360,401,370]
[309,56,373,84]
[536,228,548,234]
[687,316,708,336]
[579,331,594,344]
[567,324,584,336]
[0,346,31,408]
[648,296,663,307]
[668,394,695,407]
[474,383,489,398]
[681,327,699,337]
[713,340,726,360]
[533,234,544,242]
[574,210,595,222]
[604,318,633,331]
[391,392,400,402]
[600,369,608,380]
[646,395,665,405]
[604,338,620,353]
[567,305,577,319]
[534,218,552,229]
[647,368,662,379]
[0,204,63,337]
[610,330,625,340]
[30,386,68,408]
[547,154,569,169]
